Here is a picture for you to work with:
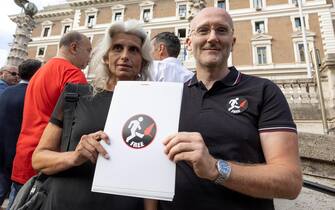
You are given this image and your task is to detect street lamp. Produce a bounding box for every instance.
[296,0,312,78]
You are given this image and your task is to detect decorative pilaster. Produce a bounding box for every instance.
[318,11,335,57]
[73,9,81,29]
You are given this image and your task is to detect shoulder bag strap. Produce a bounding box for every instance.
[60,84,86,152]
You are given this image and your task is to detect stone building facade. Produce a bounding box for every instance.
[14,0,335,79]
[9,0,335,134]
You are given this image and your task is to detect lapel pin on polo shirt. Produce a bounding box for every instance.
[227,97,248,114]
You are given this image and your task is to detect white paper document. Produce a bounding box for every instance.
[92,81,184,201]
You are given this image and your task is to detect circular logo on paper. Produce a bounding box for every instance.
[226,97,248,114]
[122,114,157,149]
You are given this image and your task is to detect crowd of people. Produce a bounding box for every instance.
[0,7,302,210]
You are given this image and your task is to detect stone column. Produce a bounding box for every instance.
[7,0,37,67]
[6,14,36,67]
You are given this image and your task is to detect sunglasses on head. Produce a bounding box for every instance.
[4,70,19,77]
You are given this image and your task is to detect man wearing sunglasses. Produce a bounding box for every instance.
[0,66,19,95]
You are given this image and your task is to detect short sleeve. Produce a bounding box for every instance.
[49,90,66,128]
[60,68,87,93]
[258,80,297,133]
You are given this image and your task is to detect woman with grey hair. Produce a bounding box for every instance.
[31,20,155,210]
[90,19,153,92]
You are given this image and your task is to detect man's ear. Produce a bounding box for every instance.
[186,37,192,51]
[158,43,167,58]
[69,42,78,54]
[159,43,165,54]
[231,37,236,52]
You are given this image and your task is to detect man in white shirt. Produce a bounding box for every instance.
[150,32,194,82]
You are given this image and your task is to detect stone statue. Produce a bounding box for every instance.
[24,2,38,17]
[14,0,29,8]
[14,0,38,17]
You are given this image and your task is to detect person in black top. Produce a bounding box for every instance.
[31,20,154,210]
[0,59,41,207]
[158,7,302,210]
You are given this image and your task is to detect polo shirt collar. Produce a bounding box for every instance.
[187,66,242,87]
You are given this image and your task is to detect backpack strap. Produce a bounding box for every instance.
[60,83,90,152]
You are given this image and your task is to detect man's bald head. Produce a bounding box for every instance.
[190,7,234,32]
[59,31,89,49]
[187,7,236,73]
[57,31,92,69]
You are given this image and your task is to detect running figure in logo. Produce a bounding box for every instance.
[228,97,240,112]
[227,97,248,114]
[126,117,144,142]
[122,114,157,149]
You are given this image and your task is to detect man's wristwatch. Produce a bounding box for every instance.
[214,159,231,185]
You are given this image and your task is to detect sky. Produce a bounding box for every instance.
[0,0,67,67]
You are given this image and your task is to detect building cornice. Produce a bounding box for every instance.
[68,0,140,7]
[231,4,332,21]
[9,1,136,20]
[9,1,333,22]
[27,9,74,19]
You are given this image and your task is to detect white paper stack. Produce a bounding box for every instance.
[92,81,184,201]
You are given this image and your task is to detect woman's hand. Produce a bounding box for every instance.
[73,130,110,166]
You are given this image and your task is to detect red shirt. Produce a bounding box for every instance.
[11,58,87,184]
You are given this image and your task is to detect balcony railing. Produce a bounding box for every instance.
[274,78,319,104]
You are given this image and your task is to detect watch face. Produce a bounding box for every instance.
[214,160,231,184]
[222,165,230,174]
[218,160,231,178]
